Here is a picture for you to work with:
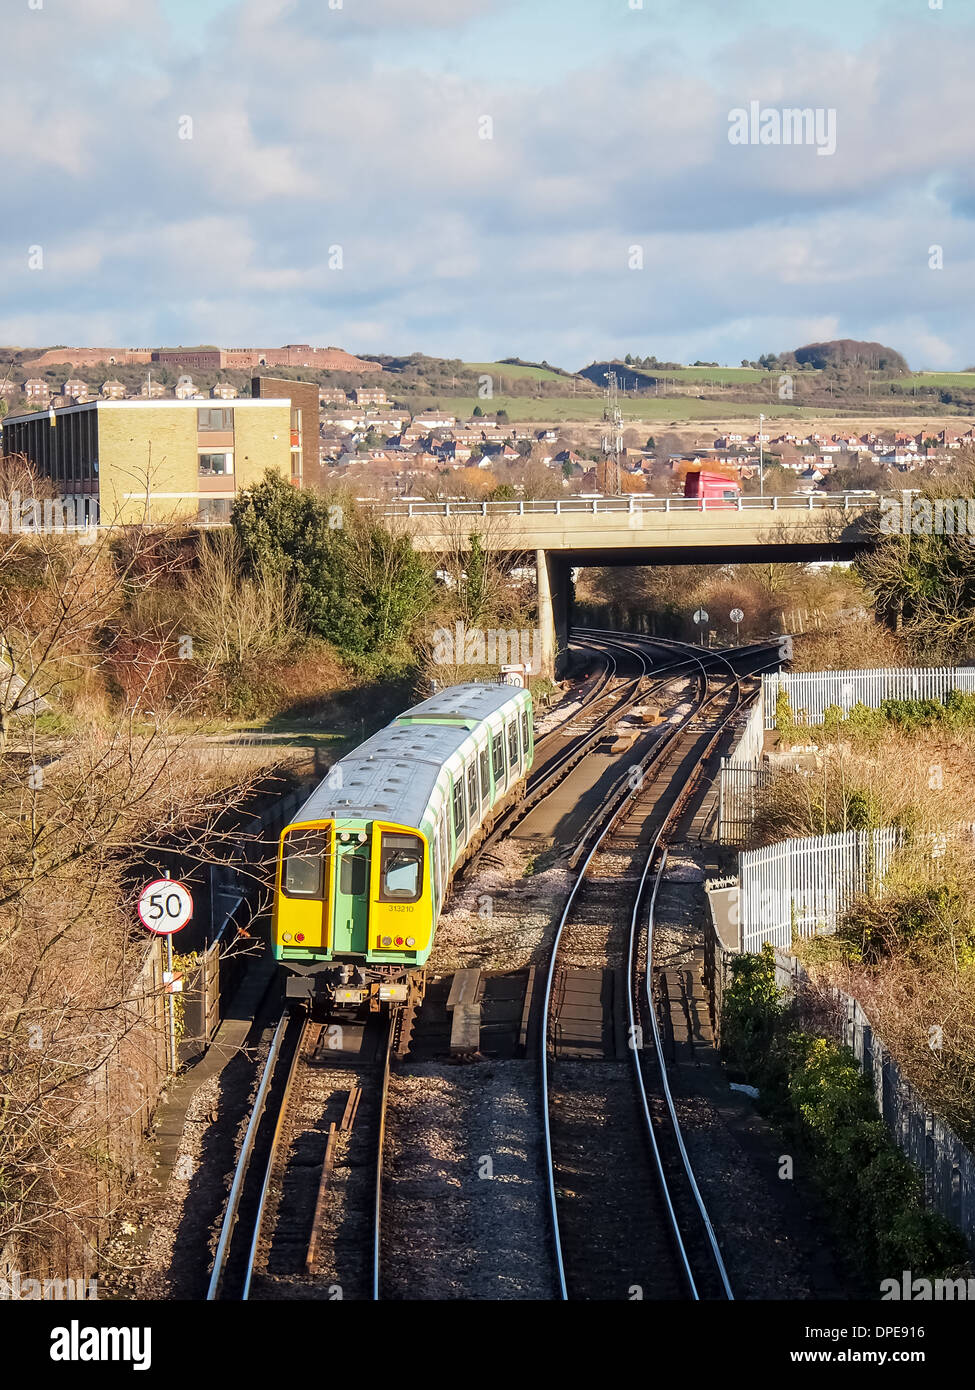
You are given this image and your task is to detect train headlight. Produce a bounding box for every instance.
[382,935,392,947]
[340,831,351,842]
[295,933,305,943]
[406,937,416,947]
[282,932,292,943]
[395,936,404,947]
[357,831,368,843]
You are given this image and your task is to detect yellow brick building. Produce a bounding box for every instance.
[1,398,293,525]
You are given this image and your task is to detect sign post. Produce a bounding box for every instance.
[730,607,744,644]
[137,872,193,1072]
[693,608,709,647]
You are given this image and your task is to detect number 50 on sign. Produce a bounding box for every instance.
[137,879,194,935]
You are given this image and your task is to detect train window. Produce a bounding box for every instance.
[478,746,490,804]
[492,732,505,779]
[452,778,466,835]
[378,832,424,903]
[466,762,478,817]
[521,711,531,755]
[507,721,519,767]
[339,852,368,897]
[439,816,450,880]
[282,829,327,898]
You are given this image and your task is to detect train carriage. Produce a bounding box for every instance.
[274,683,534,1009]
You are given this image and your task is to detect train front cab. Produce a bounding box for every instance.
[274,819,432,1010]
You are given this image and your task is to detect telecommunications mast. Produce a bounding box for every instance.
[601,370,624,495]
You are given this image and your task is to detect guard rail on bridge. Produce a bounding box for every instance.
[379,493,881,518]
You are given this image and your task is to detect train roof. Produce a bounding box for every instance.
[294,683,529,828]
[395,682,528,727]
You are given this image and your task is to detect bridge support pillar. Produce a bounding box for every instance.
[536,548,570,680]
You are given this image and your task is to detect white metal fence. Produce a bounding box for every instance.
[381,493,879,518]
[772,951,975,1253]
[739,827,904,953]
[717,693,769,844]
[763,666,975,729]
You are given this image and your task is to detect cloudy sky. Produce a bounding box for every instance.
[5,0,975,370]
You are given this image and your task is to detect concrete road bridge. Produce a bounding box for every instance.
[379,492,881,676]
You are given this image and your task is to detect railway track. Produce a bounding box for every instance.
[464,634,710,876]
[540,636,772,1301]
[207,1009,398,1302]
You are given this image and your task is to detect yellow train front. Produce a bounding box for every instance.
[273,682,534,1010]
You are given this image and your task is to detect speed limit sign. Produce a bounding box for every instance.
[137,879,194,935]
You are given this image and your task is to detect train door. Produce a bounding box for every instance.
[332,832,371,956]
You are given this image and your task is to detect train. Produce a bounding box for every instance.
[273,682,535,1010]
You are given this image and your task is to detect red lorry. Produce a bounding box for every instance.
[683,469,742,508]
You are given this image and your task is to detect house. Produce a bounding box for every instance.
[101,379,126,400]
[23,378,50,403]
[319,387,349,405]
[62,378,89,402]
[211,382,238,400]
[412,411,456,430]
[322,409,366,432]
[173,376,199,400]
[139,379,167,398]
[354,387,387,406]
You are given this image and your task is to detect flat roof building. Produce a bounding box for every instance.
[1,397,292,526]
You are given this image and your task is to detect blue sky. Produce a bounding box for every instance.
[4,0,975,370]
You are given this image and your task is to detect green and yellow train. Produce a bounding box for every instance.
[273,683,534,1009]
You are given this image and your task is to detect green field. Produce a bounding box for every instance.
[634,365,767,384]
[890,373,975,390]
[407,395,821,424]
[462,361,569,383]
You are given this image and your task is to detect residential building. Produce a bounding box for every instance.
[251,375,319,487]
[1,398,292,526]
[62,379,89,402]
[210,382,238,400]
[23,379,50,403]
[139,379,167,398]
[354,387,387,406]
[412,411,456,429]
[101,379,126,400]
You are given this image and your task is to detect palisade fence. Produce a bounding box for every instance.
[717,688,769,845]
[762,665,975,730]
[772,951,975,1253]
[738,827,904,954]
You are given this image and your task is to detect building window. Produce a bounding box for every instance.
[197,407,234,431]
[198,499,232,524]
[199,452,233,476]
